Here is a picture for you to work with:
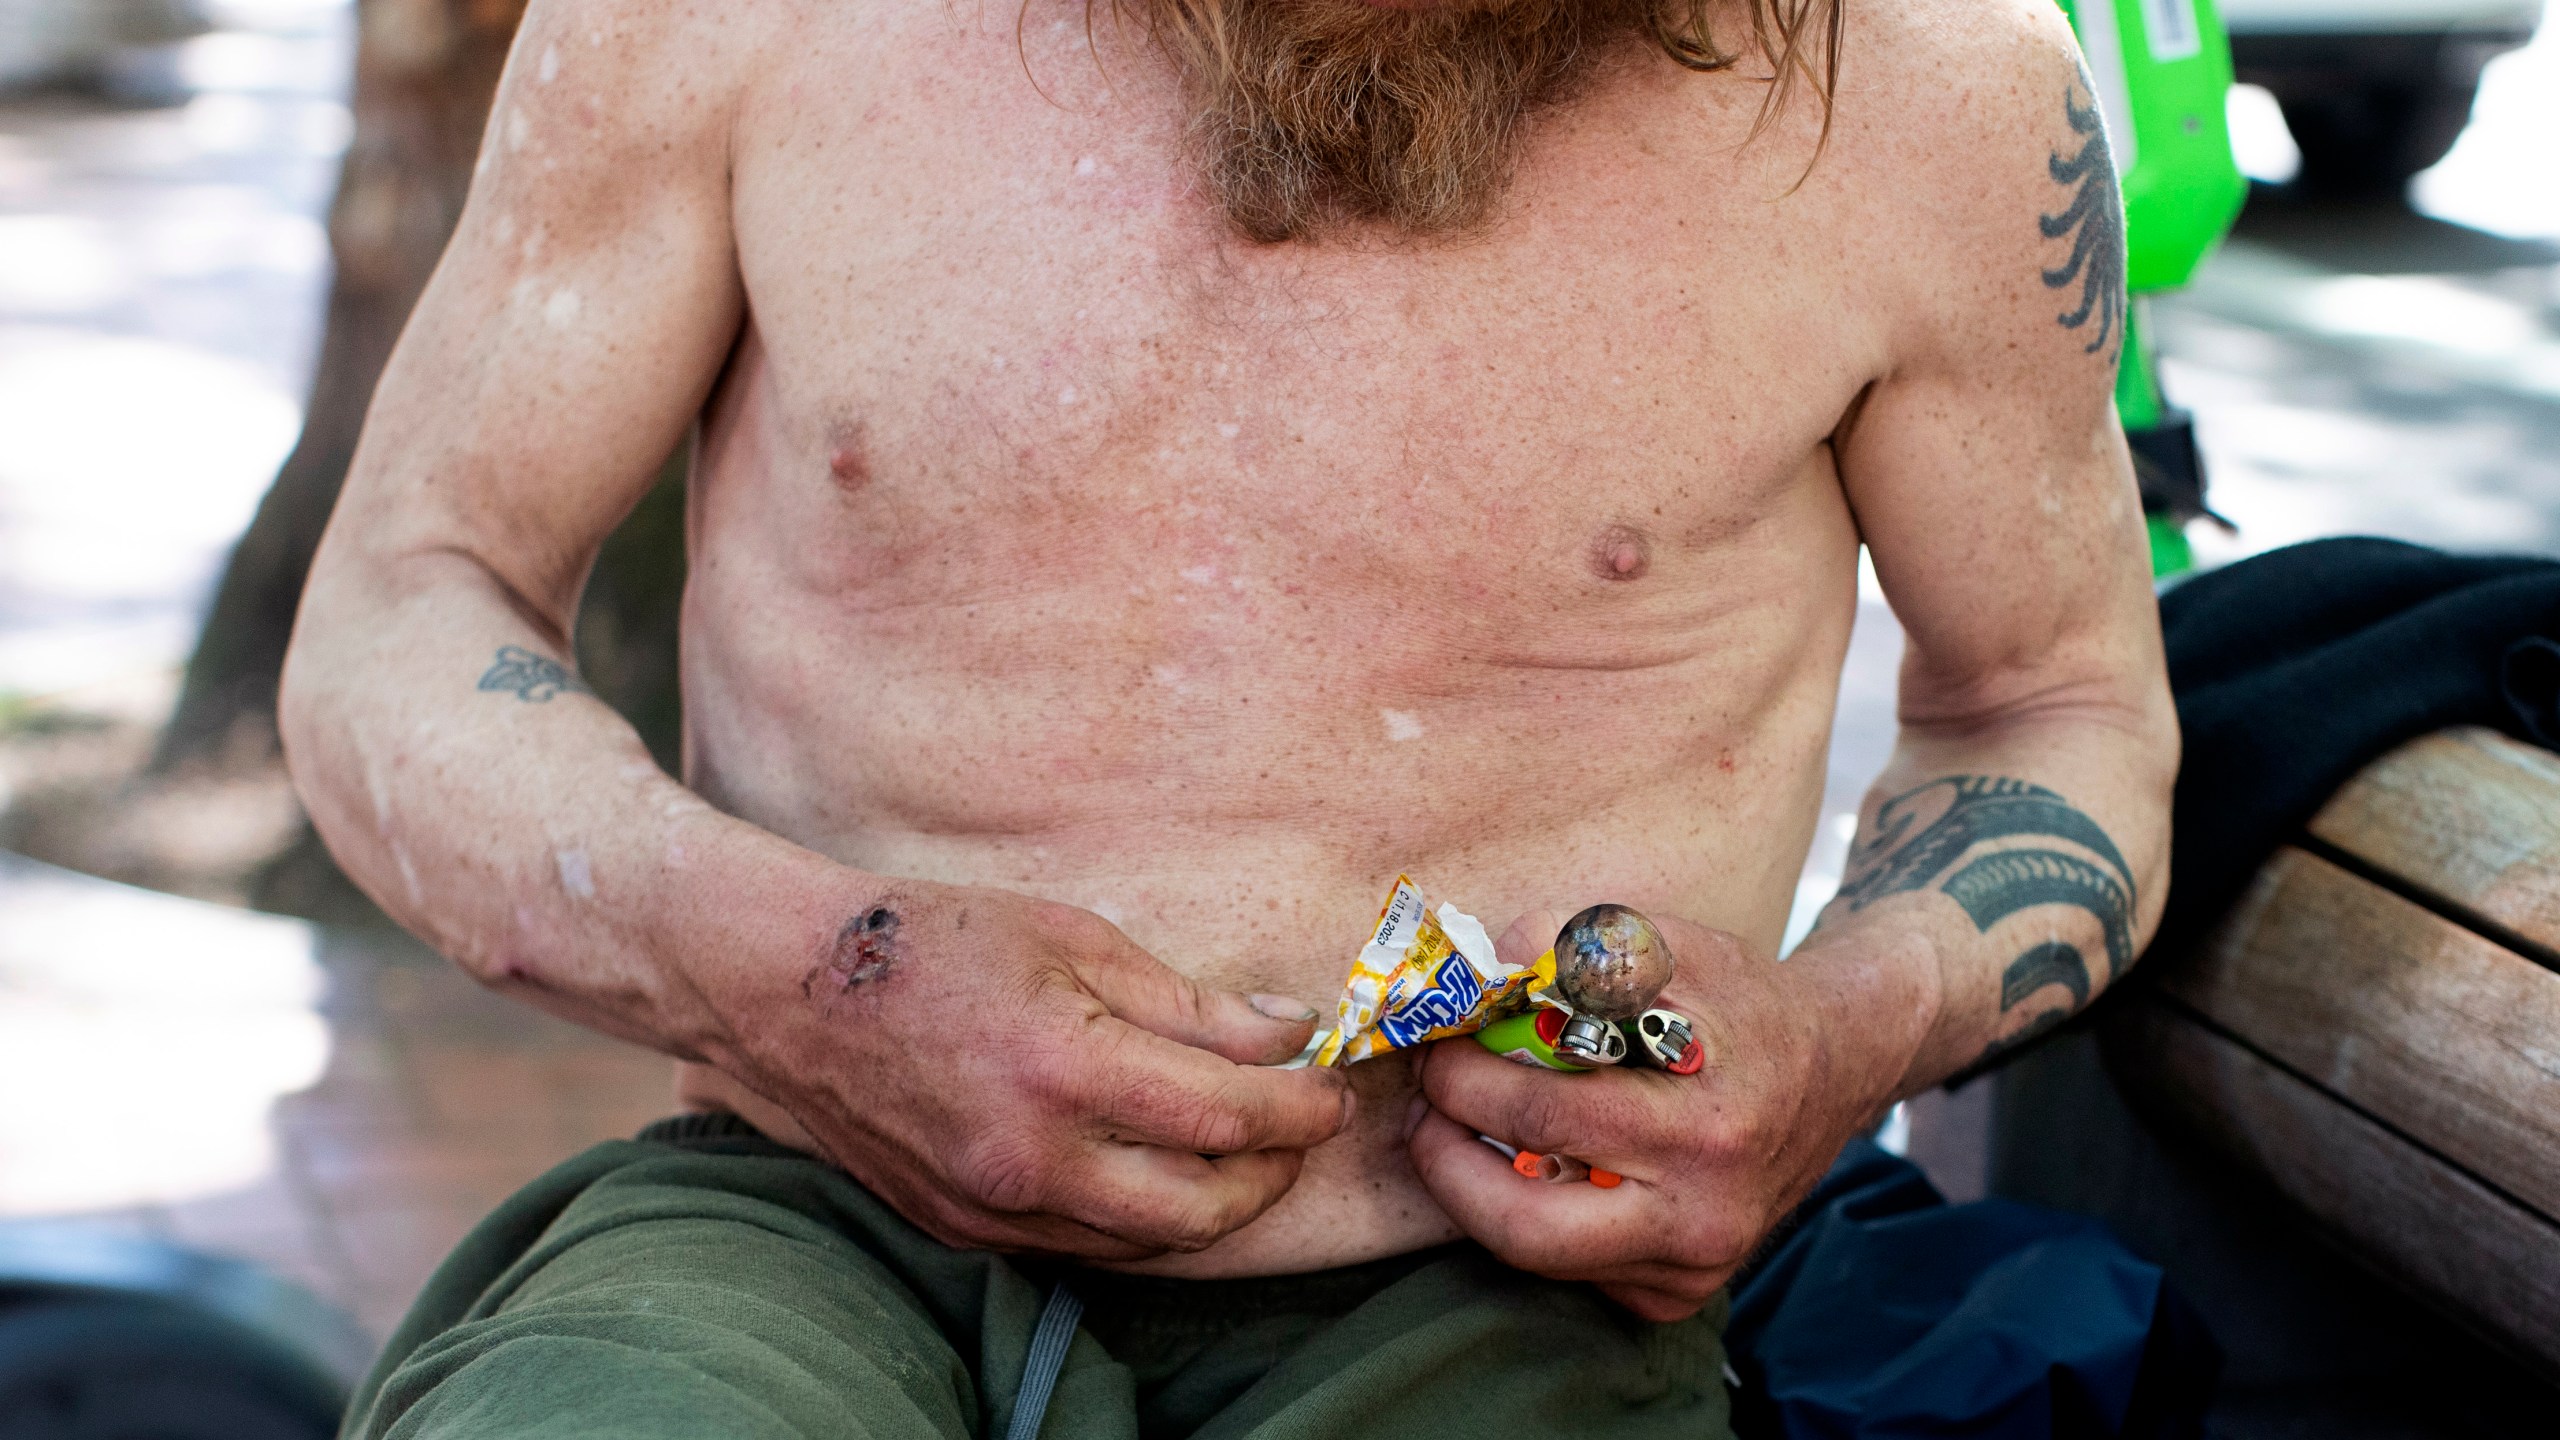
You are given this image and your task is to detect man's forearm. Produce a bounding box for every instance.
[281,551,880,1067]
[1784,701,2176,1108]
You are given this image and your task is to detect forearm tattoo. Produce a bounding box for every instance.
[1831,776,2136,1063]
[2039,73,2126,357]
[476,645,588,702]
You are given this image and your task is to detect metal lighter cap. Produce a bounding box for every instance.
[1553,1012,1628,1066]
[1626,1007,1706,1074]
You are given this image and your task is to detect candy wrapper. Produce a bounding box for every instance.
[1311,875,1553,1067]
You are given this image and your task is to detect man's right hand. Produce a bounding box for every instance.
[712,884,1353,1260]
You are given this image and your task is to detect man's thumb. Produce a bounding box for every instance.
[1085,949,1323,1066]
[1497,908,1567,970]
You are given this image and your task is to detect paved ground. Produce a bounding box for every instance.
[0,852,667,1343]
[0,0,343,701]
[1,0,2555,1342]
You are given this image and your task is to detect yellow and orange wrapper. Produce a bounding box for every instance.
[1311,875,1554,1067]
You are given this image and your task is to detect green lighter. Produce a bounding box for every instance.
[1476,1006,1596,1072]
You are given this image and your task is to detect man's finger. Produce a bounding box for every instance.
[951,1209,1161,1262]
[850,1154,1164,1262]
[1079,1019,1353,1154]
[1418,1035,1665,1161]
[1079,941,1324,1067]
[1599,1279,1719,1324]
[1580,1255,1733,1299]
[1067,1141,1305,1252]
[1405,1106,1657,1277]
[1495,907,1567,970]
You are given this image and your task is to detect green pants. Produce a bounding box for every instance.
[346,1114,1732,1440]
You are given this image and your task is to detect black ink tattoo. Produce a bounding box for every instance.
[1834,775,2136,1067]
[2039,77,2126,357]
[1945,847,2135,976]
[2002,940,2092,1012]
[477,646,588,703]
[1838,776,2132,912]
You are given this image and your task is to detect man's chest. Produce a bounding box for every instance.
[708,9,1884,624]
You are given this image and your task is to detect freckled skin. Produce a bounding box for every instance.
[282,0,2174,1297]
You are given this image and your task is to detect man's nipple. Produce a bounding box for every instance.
[1589,525,1652,582]
[839,427,890,497]
[828,441,872,494]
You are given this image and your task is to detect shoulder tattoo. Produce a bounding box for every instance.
[2038,75,2127,358]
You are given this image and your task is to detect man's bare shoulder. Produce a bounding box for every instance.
[1828,0,2088,140]
[1808,0,2121,369]
[450,0,833,274]
[495,0,793,154]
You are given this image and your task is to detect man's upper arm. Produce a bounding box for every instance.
[1833,1,2165,730]
[321,0,754,630]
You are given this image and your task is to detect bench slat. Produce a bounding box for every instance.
[2305,727,2560,964]
[2116,999,2560,1374]
[2165,845,2560,1223]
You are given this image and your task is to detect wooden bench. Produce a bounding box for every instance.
[2106,726,2560,1382]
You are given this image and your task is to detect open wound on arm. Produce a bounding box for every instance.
[1831,776,2136,1063]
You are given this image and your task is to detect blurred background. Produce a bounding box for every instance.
[0,0,2550,1430]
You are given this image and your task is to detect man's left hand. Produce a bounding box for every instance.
[1404,908,1894,1321]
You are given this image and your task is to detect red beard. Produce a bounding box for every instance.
[1138,0,1662,240]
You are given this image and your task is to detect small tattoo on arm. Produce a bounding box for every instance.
[1833,776,2136,1067]
[2039,74,2126,357]
[477,646,588,703]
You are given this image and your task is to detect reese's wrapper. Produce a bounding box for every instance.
[1312,875,1552,1066]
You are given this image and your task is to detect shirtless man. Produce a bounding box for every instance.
[282,0,2174,1430]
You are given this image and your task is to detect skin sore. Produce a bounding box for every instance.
[806,903,904,999]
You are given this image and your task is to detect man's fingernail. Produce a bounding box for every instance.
[1403,1095,1429,1140]
[1250,993,1318,1022]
